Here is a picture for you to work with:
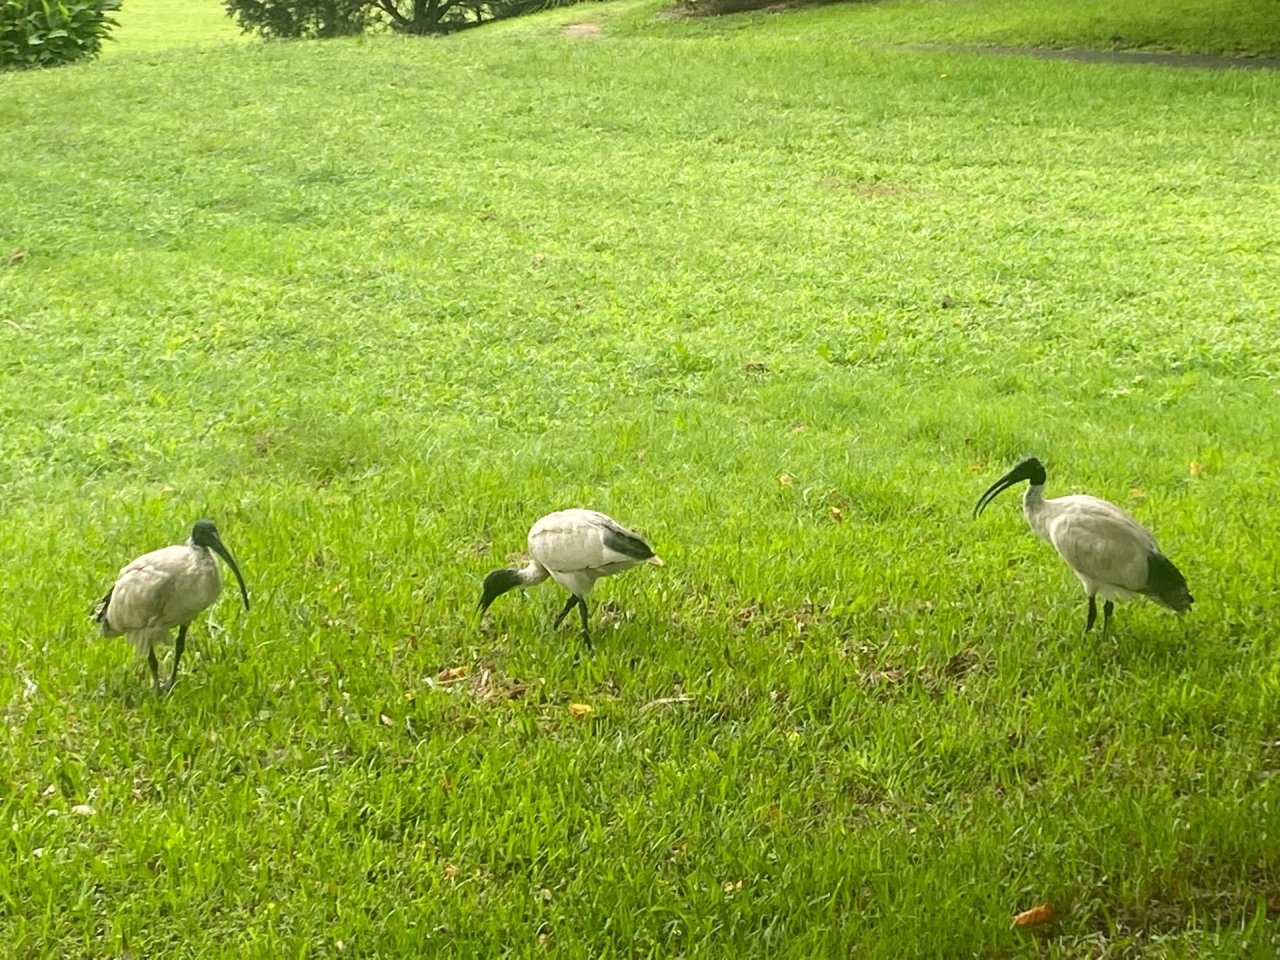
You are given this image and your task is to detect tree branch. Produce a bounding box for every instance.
[373,0,410,27]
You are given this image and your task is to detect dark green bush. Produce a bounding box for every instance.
[0,0,120,69]
[223,0,585,39]
[222,0,374,38]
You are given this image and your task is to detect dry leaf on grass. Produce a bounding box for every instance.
[778,473,794,487]
[437,665,469,682]
[379,714,394,727]
[1012,903,1056,928]
[1189,460,1203,476]
[828,505,844,523]
[1128,487,1146,499]
[568,703,594,718]
[71,804,95,816]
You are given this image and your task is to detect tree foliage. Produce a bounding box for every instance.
[224,0,583,38]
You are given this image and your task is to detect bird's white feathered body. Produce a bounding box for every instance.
[98,543,223,652]
[526,509,664,598]
[1024,490,1162,603]
[93,519,249,692]
[975,458,1191,635]
[478,508,662,644]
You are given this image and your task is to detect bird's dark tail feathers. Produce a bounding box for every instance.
[1144,552,1193,612]
[90,588,113,630]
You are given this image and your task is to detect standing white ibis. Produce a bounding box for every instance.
[92,519,249,692]
[974,457,1193,636]
[478,509,663,646]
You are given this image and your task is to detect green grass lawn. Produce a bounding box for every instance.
[2,0,1279,955]
[102,0,243,54]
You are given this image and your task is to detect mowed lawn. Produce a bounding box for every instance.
[1,0,1279,955]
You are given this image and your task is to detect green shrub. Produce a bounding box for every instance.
[222,0,374,39]
[0,0,120,69]
[223,0,586,39]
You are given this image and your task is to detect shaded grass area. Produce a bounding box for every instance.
[648,0,1280,58]
[1,3,1279,956]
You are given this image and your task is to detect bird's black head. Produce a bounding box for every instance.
[973,457,1047,518]
[191,519,221,547]
[477,568,523,616]
[191,519,250,612]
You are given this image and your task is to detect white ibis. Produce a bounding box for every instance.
[92,519,249,692]
[974,457,1193,636]
[478,508,663,645]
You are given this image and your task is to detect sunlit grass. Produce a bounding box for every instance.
[102,0,243,54]
[1,0,1278,955]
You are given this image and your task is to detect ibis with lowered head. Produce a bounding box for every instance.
[92,519,249,692]
[974,457,1192,636]
[478,509,663,646]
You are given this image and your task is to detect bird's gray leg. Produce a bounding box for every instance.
[577,597,592,648]
[166,625,187,693]
[1102,601,1114,639]
[553,595,577,629]
[146,643,161,693]
[1085,595,1098,633]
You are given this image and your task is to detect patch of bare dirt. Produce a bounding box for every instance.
[563,21,604,38]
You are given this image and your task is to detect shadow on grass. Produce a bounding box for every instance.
[665,0,867,19]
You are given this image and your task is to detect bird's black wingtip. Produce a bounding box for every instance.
[90,589,112,625]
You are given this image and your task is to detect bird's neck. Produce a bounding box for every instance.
[1022,484,1053,541]
[517,561,549,586]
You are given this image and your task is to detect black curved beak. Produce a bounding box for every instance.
[477,591,496,617]
[210,535,250,611]
[973,463,1031,518]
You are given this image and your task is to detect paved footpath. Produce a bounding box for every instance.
[901,44,1280,70]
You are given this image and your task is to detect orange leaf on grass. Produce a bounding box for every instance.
[1012,904,1056,928]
